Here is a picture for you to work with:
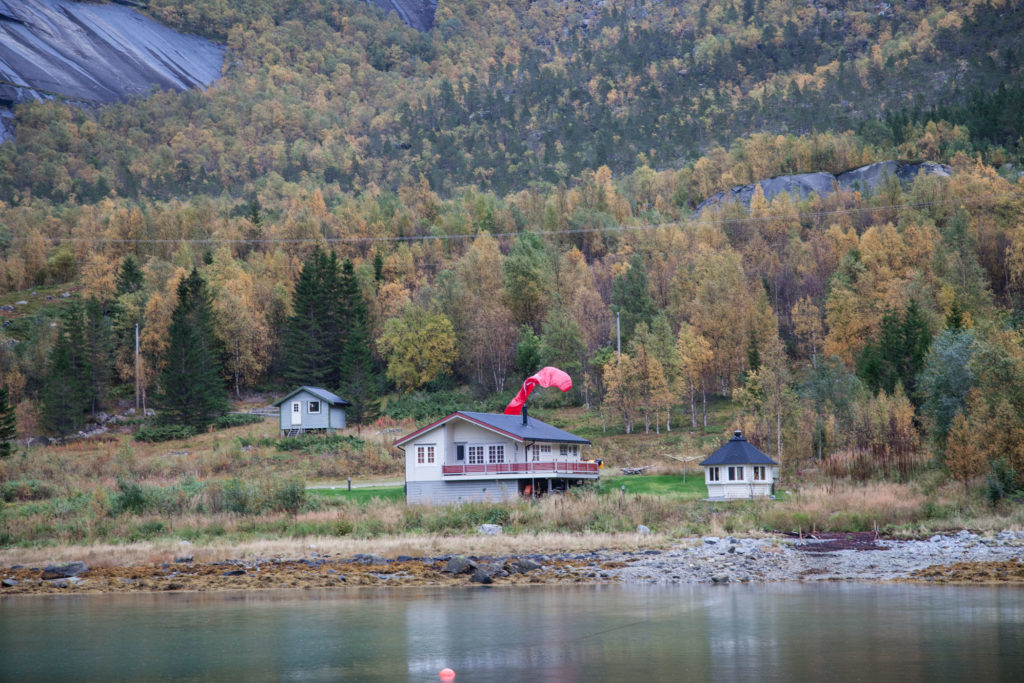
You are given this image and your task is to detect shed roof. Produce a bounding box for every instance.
[272,386,352,407]
[699,431,778,466]
[394,410,591,447]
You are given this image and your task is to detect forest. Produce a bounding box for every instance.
[2,0,1024,498]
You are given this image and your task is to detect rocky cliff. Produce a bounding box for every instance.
[0,0,224,140]
[694,161,953,215]
[366,0,437,32]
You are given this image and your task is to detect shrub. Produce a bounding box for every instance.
[1,479,54,502]
[111,477,151,515]
[213,414,265,430]
[134,424,197,443]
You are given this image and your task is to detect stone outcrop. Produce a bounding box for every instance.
[0,0,224,141]
[365,0,437,32]
[693,161,953,215]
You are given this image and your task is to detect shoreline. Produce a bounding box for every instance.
[2,530,1023,595]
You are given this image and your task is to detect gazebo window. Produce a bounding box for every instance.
[753,466,766,481]
[728,466,744,481]
[708,467,720,481]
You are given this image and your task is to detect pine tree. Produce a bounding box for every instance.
[0,386,16,457]
[283,249,344,388]
[41,304,92,436]
[155,269,228,428]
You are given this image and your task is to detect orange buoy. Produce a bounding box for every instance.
[439,668,456,680]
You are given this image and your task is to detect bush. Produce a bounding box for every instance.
[262,433,364,453]
[1,479,55,502]
[986,458,1020,506]
[213,414,265,430]
[384,390,485,421]
[134,424,197,443]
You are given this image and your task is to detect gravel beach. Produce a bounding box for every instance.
[2,531,1023,595]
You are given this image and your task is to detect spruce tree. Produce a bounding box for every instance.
[155,269,228,428]
[83,297,112,415]
[41,303,92,436]
[337,259,380,424]
[283,249,344,388]
[0,386,16,457]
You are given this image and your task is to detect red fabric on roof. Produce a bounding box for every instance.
[504,366,573,414]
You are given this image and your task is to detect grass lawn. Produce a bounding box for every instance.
[597,473,708,500]
[309,486,405,504]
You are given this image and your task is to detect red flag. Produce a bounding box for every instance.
[504,366,573,415]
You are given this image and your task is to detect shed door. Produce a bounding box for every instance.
[290,401,302,426]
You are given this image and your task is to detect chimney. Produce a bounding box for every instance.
[522,403,529,426]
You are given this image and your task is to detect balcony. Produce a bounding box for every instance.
[441,461,600,478]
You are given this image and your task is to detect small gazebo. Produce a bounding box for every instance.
[699,430,778,500]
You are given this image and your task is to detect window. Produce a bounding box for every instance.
[708,467,720,482]
[728,466,744,481]
[488,445,505,464]
[753,466,766,481]
[531,444,551,461]
[559,444,579,458]
[416,445,434,464]
[308,400,321,414]
[468,446,484,464]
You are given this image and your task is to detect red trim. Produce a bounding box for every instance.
[393,411,525,447]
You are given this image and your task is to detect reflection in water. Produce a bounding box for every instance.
[1,584,1022,681]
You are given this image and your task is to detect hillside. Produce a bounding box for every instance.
[2,0,1024,505]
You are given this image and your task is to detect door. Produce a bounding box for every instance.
[291,401,302,426]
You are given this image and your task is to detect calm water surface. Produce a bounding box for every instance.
[2,584,1022,681]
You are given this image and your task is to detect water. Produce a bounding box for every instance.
[2,584,1022,681]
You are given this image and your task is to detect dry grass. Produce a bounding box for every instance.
[0,531,669,568]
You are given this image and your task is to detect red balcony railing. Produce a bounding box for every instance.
[441,461,599,476]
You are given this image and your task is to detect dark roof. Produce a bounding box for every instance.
[272,386,352,407]
[699,431,778,466]
[394,411,591,447]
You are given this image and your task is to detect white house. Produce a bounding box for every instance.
[394,410,598,505]
[700,430,778,500]
[272,386,351,436]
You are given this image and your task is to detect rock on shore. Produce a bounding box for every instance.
[2,531,1022,594]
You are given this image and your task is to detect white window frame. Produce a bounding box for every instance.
[308,400,321,414]
[753,466,766,481]
[708,467,720,482]
[416,444,435,465]
[468,445,485,465]
[488,444,505,464]
[728,466,744,481]
[531,443,551,461]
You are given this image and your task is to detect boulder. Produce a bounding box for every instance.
[1,578,17,587]
[515,558,542,573]
[476,524,503,535]
[354,553,387,565]
[443,556,477,574]
[469,569,494,584]
[41,561,87,579]
[636,524,651,535]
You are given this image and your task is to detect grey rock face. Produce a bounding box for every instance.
[693,161,953,215]
[41,561,87,579]
[0,1,223,111]
[365,0,438,32]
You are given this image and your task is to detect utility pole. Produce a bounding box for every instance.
[616,311,621,359]
[135,323,140,412]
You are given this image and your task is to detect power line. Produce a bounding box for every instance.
[1,190,1019,246]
